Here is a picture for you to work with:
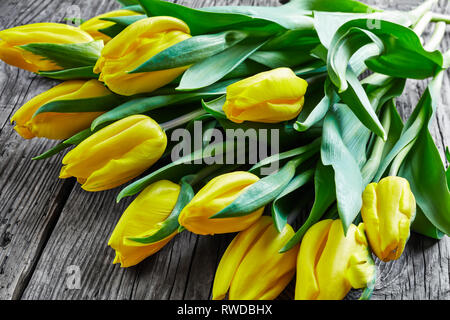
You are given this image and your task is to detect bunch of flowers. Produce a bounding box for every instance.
[2,0,450,300]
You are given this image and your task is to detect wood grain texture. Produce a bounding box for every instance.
[0,0,448,300]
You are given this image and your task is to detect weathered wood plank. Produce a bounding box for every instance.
[0,0,120,300]
[0,0,448,300]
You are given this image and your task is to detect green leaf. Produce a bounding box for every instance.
[34,94,126,116]
[412,206,445,240]
[338,68,386,139]
[321,104,364,232]
[249,49,316,69]
[446,147,450,190]
[294,78,338,132]
[138,0,286,35]
[91,79,235,130]
[287,0,379,13]
[327,19,443,80]
[328,27,384,92]
[280,161,335,252]
[249,138,321,173]
[272,169,314,232]
[32,128,94,160]
[202,95,227,119]
[117,140,242,201]
[177,37,270,91]
[130,30,249,73]
[128,175,194,244]
[98,15,146,38]
[20,41,103,70]
[38,66,98,80]
[117,0,140,6]
[209,158,302,219]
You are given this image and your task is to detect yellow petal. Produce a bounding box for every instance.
[295,219,333,300]
[11,80,111,140]
[80,9,141,43]
[94,17,191,96]
[361,176,416,262]
[60,115,167,191]
[223,68,308,123]
[228,220,298,300]
[212,216,272,300]
[108,180,180,267]
[0,23,93,72]
[178,171,264,235]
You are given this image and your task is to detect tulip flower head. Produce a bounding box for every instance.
[0,23,93,73]
[94,16,191,96]
[178,171,264,235]
[361,176,416,262]
[10,80,110,140]
[213,216,298,300]
[80,9,142,44]
[60,115,167,192]
[295,219,376,300]
[108,180,180,267]
[222,67,308,123]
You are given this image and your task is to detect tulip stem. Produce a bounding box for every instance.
[431,12,450,24]
[361,105,392,185]
[389,139,415,177]
[410,0,438,27]
[160,109,207,131]
[424,22,447,51]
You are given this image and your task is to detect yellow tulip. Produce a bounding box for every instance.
[10,80,110,140]
[295,219,375,300]
[94,16,191,96]
[108,180,180,267]
[222,67,308,123]
[361,176,416,262]
[80,9,141,44]
[59,114,167,192]
[0,23,93,73]
[213,216,298,300]
[178,171,264,235]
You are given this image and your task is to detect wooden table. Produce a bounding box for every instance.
[0,0,448,300]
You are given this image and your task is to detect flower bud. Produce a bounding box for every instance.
[213,216,298,300]
[0,23,93,72]
[108,180,180,267]
[295,219,375,300]
[10,80,111,140]
[222,67,308,123]
[178,171,264,235]
[60,115,167,191]
[361,176,416,262]
[94,16,191,96]
[80,9,141,44]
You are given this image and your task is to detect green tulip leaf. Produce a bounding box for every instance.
[32,128,94,161]
[210,156,308,219]
[280,161,336,252]
[272,168,314,232]
[91,79,237,130]
[177,37,270,91]
[131,30,249,73]
[33,94,127,116]
[202,95,227,119]
[20,41,103,70]
[128,175,195,244]
[39,66,98,80]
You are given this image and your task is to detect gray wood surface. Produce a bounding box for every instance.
[0,0,448,300]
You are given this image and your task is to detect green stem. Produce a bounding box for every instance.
[160,108,207,131]
[413,11,433,36]
[431,12,450,24]
[410,0,438,26]
[361,106,392,184]
[389,139,416,176]
[424,22,447,51]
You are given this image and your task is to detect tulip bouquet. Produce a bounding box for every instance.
[2,0,450,300]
